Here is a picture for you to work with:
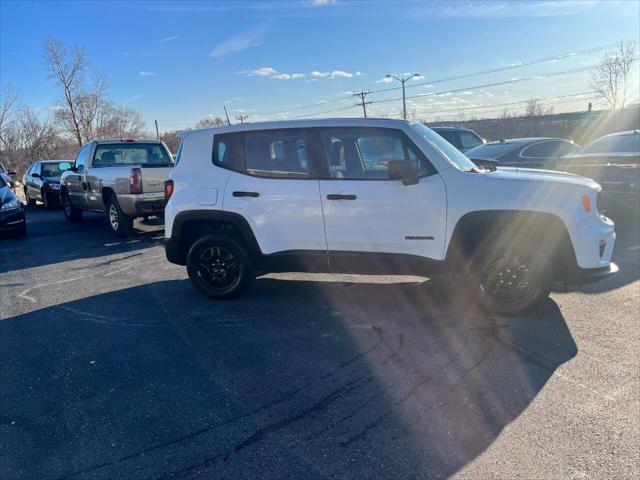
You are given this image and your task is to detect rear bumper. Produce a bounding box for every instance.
[118,192,166,217]
[165,236,185,265]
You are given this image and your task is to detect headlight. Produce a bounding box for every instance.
[1,198,21,210]
[48,183,60,190]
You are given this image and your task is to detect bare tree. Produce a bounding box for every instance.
[525,98,545,117]
[95,104,145,139]
[43,37,88,146]
[590,41,637,109]
[195,117,226,128]
[0,85,21,165]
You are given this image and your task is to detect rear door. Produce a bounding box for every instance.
[222,129,328,263]
[316,127,447,270]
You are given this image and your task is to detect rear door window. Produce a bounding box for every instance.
[242,130,311,178]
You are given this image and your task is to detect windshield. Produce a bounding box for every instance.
[41,162,67,177]
[411,122,478,171]
[465,142,519,159]
[93,143,174,167]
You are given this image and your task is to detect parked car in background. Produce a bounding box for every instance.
[465,137,580,168]
[0,173,26,237]
[60,139,174,236]
[431,126,486,153]
[558,130,639,215]
[164,119,616,315]
[22,160,72,209]
[0,161,19,194]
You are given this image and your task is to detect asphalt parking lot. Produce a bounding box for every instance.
[1,206,638,479]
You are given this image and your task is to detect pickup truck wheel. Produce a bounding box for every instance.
[186,235,253,299]
[469,243,551,316]
[106,196,133,237]
[62,193,83,222]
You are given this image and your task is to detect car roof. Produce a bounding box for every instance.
[483,137,567,145]
[596,130,639,138]
[37,159,73,163]
[179,118,413,137]
[92,139,163,145]
[429,125,474,131]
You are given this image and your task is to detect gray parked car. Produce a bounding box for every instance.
[60,139,174,236]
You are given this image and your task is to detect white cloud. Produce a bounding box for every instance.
[310,70,355,79]
[123,93,143,104]
[139,71,157,76]
[414,0,604,19]
[376,77,394,84]
[310,0,336,6]
[210,24,267,59]
[159,35,179,43]
[250,67,279,76]
[272,73,305,80]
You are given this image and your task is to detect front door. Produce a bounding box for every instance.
[66,143,93,208]
[221,129,327,267]
[316,127,447,272]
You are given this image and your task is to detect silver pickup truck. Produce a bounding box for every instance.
[60,139,174,236]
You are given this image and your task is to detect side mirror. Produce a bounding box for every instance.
[68,166,78,173]
[388,159,419,186]
[32,172,41,178]
[59,162,71,171]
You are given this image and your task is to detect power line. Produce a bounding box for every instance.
[353,90,372,118]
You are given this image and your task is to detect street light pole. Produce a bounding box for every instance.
[385,73,420,120]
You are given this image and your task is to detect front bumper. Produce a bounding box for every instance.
[567,262,619,285]
[0,207,26,233]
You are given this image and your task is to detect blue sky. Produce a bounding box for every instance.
[1,0,639,133]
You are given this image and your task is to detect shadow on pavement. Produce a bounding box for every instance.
[0,277,577,479]
[0,206,164,274]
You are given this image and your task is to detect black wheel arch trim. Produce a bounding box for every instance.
[446,209,580,281]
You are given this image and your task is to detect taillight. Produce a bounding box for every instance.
[164,180,174,201]
[129,167,143,194]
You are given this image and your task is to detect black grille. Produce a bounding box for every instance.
[596,190,604,215]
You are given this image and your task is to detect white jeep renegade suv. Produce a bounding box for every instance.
[164,119,616,315]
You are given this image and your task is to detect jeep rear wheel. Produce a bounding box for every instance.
[469,242,551,315]
[62,192,83,222]
[186,235,253,299]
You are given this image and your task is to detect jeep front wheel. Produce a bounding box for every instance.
[469,243,551,316]
[186,235,253,299]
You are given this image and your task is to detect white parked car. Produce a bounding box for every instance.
[164,119,617,315]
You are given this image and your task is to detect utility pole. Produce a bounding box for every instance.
[154,120,159,139]
[236,114,248,124]
[385,73,420,120]
[353,90,372,118]
[223,105,232,125]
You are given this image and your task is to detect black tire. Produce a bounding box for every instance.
[467,241,551,316]
[106,196,133,237]
[25,189,36,207]
[62,192,83,222]
[42,190,54,210]
[186,234,254,299]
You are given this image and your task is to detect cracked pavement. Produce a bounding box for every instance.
[1,206,638,479]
